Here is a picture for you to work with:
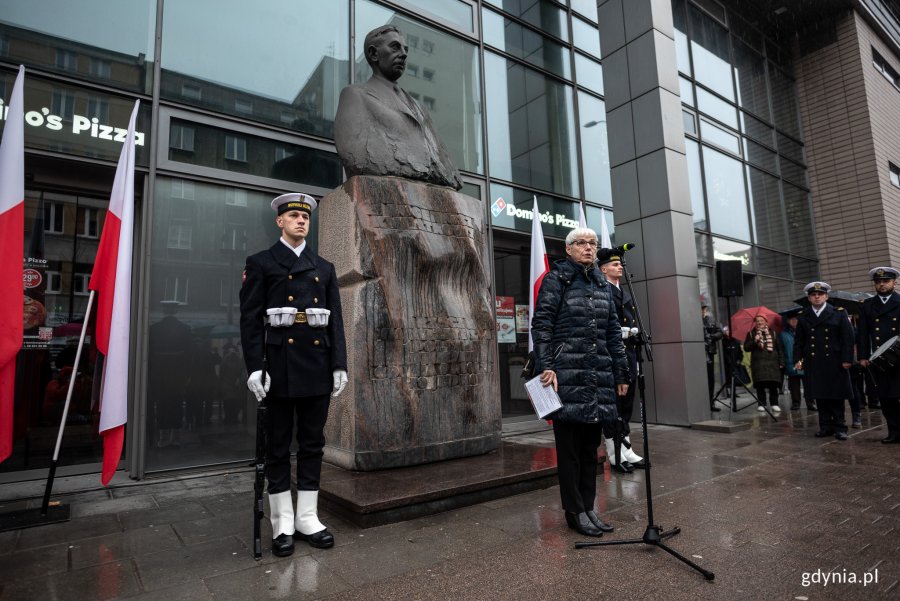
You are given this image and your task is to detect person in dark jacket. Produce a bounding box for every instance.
[744,315,784,413]
[599,248,644,473]
[702,305,723,412]
[857,266,900,443]
[531,227,629,538]
[779,312,813,411]
[240,192,348,556]
[794,281,854,440]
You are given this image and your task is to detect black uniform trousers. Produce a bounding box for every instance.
[266,393,330,494]
[815,398,848,434]
[881,398,900,437]
[552,421,604,514]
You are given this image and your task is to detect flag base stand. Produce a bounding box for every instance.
[0,503,70,533]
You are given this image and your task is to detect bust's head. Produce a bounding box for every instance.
[364,26,407,82]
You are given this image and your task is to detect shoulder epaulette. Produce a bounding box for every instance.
[836,307,845,311]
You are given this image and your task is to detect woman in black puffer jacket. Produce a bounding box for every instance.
[531,228,630,538]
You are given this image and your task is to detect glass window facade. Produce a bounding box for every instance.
[0,0,823,479]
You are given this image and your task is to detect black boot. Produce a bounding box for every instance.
[586,510,614,533]
[564,512,602,537]
[271,533,295,557]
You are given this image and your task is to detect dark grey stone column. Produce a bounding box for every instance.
[598,0,708,424]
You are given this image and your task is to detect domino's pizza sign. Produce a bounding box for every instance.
[491,197,507,217]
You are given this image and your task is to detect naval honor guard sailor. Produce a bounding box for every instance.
[239,193,348,556]
[858,267,900,443]
[793,281,854,440]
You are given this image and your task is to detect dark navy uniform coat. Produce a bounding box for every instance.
[239,241,347,398]
[794,303,854,400]
[858,292,900,398]
[610,284,637,383]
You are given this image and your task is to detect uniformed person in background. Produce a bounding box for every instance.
[240,193,348,557]
[857,267,900,443]
[598,249,644,472]
[793,281,854,440]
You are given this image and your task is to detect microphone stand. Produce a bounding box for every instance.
[575,251,714,581]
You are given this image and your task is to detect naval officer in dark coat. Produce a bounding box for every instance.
[239,193,347,557]
[857,266,900,443]
[793,281,854,440]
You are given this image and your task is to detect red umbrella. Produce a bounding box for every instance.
[729,306,782,342]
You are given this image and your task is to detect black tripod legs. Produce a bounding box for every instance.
[576,525,715,581]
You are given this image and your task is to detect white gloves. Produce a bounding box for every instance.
[622,327,639,340]
[247,370,270,402]
[332,370,348,397]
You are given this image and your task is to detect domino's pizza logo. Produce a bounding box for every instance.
[491,197,506,217]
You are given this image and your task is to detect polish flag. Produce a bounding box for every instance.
[528,196,549,352]
[578,203,588,229]
[90,100,139,485]
[600,209,613,249]
[0,66,25,464]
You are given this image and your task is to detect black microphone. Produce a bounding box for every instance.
[611,243,637,254]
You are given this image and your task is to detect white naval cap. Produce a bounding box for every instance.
[869,266,900,280]
[803,281,831,294]
[271,192,317,215]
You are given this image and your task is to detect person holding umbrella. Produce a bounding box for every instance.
[743,315,784,413]
[794,282,854,441]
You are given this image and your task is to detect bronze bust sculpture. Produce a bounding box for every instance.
[334,26,463,190]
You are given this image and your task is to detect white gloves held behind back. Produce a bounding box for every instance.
[247,369,348,401]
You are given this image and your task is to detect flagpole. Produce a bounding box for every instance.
[40,290,95,515]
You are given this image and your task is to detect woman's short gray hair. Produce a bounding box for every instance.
[565,227,598,246]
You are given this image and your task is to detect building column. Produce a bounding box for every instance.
[598,0,708,424]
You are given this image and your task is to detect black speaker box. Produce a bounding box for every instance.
[716,261,743,297]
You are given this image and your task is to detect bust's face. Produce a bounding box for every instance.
[371,30,408,82]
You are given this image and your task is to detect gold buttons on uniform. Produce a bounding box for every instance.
[288,338,294,344]
[288,275,293,280]
[315,276,320,282]
[313,340,320,346]
[288,295,294,301]
[313,297,318,303]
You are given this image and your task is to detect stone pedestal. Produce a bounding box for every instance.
[318,176,500,471]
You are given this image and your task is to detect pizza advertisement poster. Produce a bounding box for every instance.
[23,255,49,350]
[496,296,516,343]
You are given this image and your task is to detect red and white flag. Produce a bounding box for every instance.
[578,203,588,229]
[528,196,549,352]
[90,100,139,485]
[0,66,25,464]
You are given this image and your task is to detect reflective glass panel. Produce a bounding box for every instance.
[571,0,599,22]
[686,139,707,229]
[703,146,751,241]
[688,4,734,101]
[357,0,484,174]
[756,248,790,277]
[575,53,604,94]
[0,1,155,93]
[783,182,816,257]
[769,66,801,138]
[777,133,805,165]
[696,232,712,263]
[683,110,697,136]
[572,17,601,59]
[483,8,571,78]
[743,138,778,173]
[166,119,343,189]
[780,158,807,188]
[485,52,579,197]
[400,0,473,32]
[585,205,616,244]
[700,119,740,155]
[792,256,819,282]
[696,87,737,129]
[483,0,569,41]
[757,275,797,310]
[672,0,692,76]
[732,38,769,120]
[489,183,581,239]
[680,76,695,107]
[741,111,775,147]
[712,237,753,270]
[745,166,787,249]
[146,178,283,471]
[0,72,151,166]
[578,92,611,204]
[161,1,349,138]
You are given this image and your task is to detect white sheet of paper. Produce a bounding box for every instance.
[524,375,563,419]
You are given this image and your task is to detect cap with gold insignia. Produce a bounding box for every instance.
[597,248,622,266]
[271,192,317,215]
[868,266,899,281]
[804,281,831,294]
